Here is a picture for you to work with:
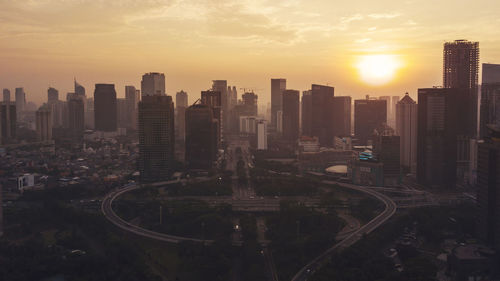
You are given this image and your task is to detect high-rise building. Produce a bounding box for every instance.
[282,89,300,142]
[116,98,128,129]
[138,95,175,181]
[47,87,59,104]
[241,92,258,116]
[417,88,458,189]
[354,97,386,145]
[271,78,286,129]
[311,84,335,147]
[333,96,351,137]
[35,104,52,142]
[211,80,229,135]
[379,96,391,118]
[94,84,117,132]
[390,96,400,127]
[257,120,268,150]
[0,101,16,143]
[396,93,418,174]
[2,89,10,102]
[185,102,218,169]
[74,80,86,97]
[141,72,166,97]
[125,86,140,130]
[373,125,401,186]
[176,90,188,141]
[477,126,500,251]
[15,87,26,117]
[0,181,3,237]
[301,90,312,136]
[67,97,84,140]
[84,98,94,129]
[201,90,222,145]
[480,63,500,139]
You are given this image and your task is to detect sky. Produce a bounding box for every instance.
[1,0,500,106]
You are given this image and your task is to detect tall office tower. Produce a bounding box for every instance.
[231,86,238,109]
[417,88,458,189]
[257,120,268,150]
[175,90,188,141]
[211,80,228,133]
[84,98,94,129]
[271,78,286,129]
[141,72,166,97]
[138,95,175,182]
[35,104,52,142]
[242,92,258,116]
[94,84,117,132]
[354,97,387,145]
[282,89,300,142]
[379,96,391,119]
[391,96,400,127]
[185,102,218,169]
[396,93,418,174]
[0,181,3,237]
[301,90,312,136]
[125,86,140,130]
[15,87,26,117]
[201,90,222,145]
[276,110,283,133]
[373,125,401,186]
[74,80,86,97]
[443,40,479,135]
[2,89,10,102]
[47,87,59,103]
[477,126,500,251]
[333,96,352,137]
[480,63,500,139]
[0,101,16,143]
[311,84,335,146]
[116,98,128,129]
[68,97,84,140]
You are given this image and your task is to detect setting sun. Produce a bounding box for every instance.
[356,54,402,86]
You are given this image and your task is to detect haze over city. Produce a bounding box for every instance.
[1,0,500,105]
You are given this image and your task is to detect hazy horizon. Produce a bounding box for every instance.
[1,0,500,106]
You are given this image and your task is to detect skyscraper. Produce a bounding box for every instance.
[15,87,25,118]
[354,97,386,145]
[141,72,166,97]
[390,96,400,127]
[0,101,16,143]
[417,88,458,189]
[176,90,188,141]
[68,97,84,140]
[138,95,175,181]
[47,87,59,103]
[301,90,312,136]
[373,125,401,186]
[185,102,218,169]
[257,120,268,150]
[282,89,300,142]
[74,80,86,97]
[94,84,117,132]
[271,78,286,129]
[212,80,228,134]
[477,125,500,251]
[333,96,352,137]
[480,63,500,139]
[201,90,222,145]
[125,86,140,130]
[116,98,128,129]
[311,84,335,146]
[396,93,418,174]
[2,89,9,102]
[242,92,258,116]
[36,104,52,142]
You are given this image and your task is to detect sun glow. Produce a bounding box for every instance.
[356,54,402,86]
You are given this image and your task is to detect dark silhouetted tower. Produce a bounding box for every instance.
[301,90,312,136]
[138,95,175,182]
[282,89,300,142]
[271,78,286,129]
[333,96,351,137]
[185,102,218,169]
[480,63,500,139]
[311,84,335,146]
[176,90,188,141]
[48,87,59,103]
[354,97,386,145]
[141,72,166,97]
[396,93,418,173]
[94,84,117,132]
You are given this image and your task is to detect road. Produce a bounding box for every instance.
[101,182,213,244]
[290,180,397,281]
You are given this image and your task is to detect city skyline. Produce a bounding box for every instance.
[1,0,500,106]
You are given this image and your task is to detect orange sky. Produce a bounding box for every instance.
[1,0,500,106]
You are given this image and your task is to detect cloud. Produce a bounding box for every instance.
[368,13,401,19]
